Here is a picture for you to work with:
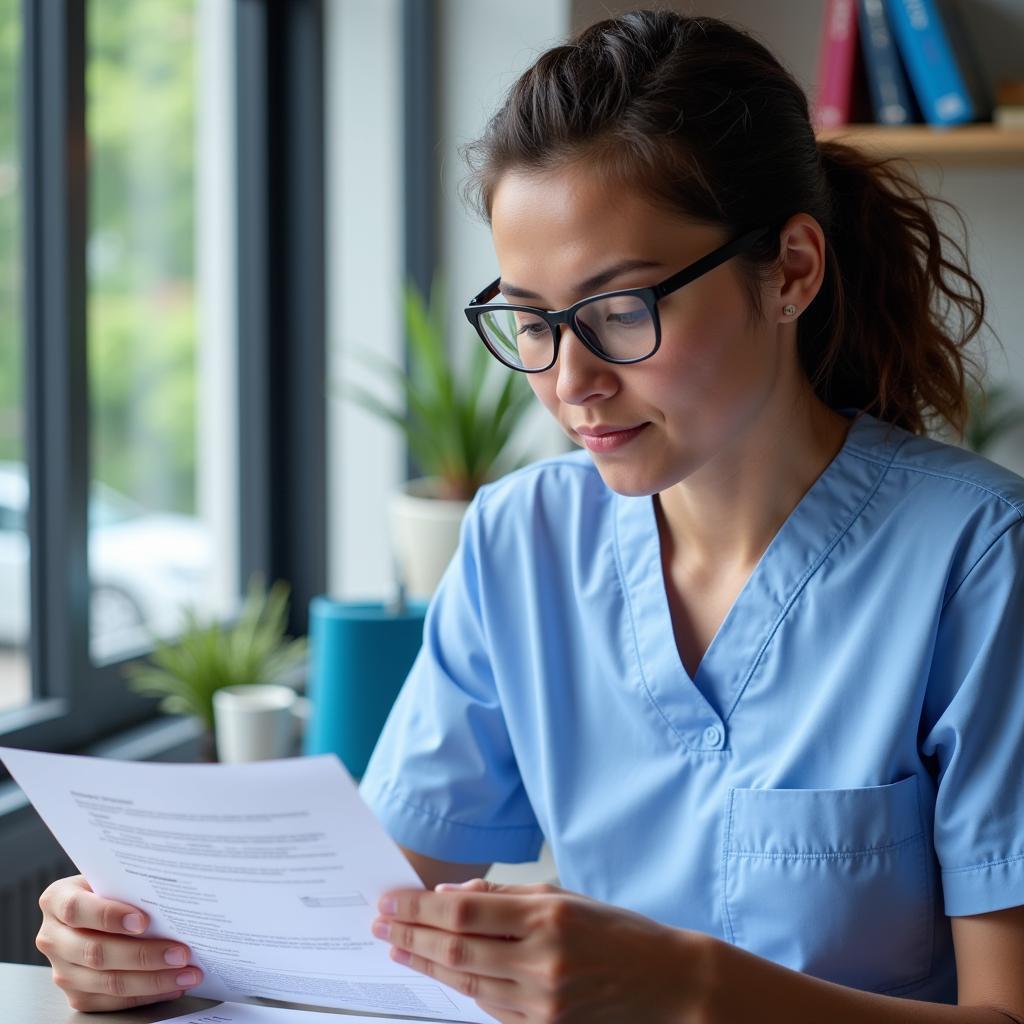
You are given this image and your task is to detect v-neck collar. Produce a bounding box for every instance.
[612,409,907,752]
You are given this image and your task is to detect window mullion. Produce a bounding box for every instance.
[14,0,90,751]
[236,0,326,636]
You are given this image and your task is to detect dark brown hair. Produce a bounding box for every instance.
[460,9,989,437]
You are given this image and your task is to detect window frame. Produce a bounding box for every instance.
[1,0,326,760]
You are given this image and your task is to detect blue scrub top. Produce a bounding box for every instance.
[359,409,1024,1003]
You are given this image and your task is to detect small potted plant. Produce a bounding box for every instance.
[345,275,535,597]
[123,575,307,760]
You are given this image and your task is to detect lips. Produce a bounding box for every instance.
[575,422,650,452]
[575,423,646,437]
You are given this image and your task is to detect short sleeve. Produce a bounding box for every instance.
[920,517,1024,916]
[358,491,544,864]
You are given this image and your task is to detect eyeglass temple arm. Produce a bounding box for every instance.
[652,225,772,300]
[468,278,502,308]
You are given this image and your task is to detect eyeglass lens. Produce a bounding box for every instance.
[478,293,655,370]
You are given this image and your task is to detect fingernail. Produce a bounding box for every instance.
[164,948,187,967]
[391,948,411,965]
[435,883,458,891]
[122,913,144,933]
[372,920,391,940]
[378,897,397,915]
[176,970,198,987]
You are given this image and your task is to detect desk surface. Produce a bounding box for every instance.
[3,961,217,1024]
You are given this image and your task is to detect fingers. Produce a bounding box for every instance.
[51,959,200,1002]
[387,945,520,1012]
[40,875,150,935]
[476,1000,526,1022]
[379,885,560,938]
[58,931,193,973]
[37,873,201,1014]
[436,880,562,897]
[59,988,185,1014]
[435,878,493,893]
[374,919,517,981]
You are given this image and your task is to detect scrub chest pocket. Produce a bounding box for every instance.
[722,776,934,994]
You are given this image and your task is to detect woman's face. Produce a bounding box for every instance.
[489,164,792,497]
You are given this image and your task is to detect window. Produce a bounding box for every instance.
[1,0,331,969]
[86,0,238,662]
[0,0,324,760]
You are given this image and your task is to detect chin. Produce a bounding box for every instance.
[587,458,663,498]
[586,448,699,497]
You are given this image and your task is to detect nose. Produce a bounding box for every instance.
[553,323,619,406]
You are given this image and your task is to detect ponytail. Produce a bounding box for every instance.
[805,140,985,435]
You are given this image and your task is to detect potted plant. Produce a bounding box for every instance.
[301,279,534,778]
[964,380,1024,457]
[345,275,535,597]
[123,575,307,760]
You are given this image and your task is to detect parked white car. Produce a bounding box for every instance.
[0,461,213,653]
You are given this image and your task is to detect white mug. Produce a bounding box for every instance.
[213,684,303,763]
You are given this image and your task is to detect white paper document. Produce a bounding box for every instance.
[155,1002,443,1024]
[0,748,497,1024]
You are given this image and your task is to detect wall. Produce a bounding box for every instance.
[325,0,405,600]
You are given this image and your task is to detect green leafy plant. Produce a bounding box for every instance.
[965,381,1024,456]
[123,576,307,732]
[343,276,535,501]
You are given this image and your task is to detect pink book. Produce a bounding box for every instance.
[815,0,861,128]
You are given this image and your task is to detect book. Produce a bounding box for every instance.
[934,0,992,121]
[883,0,990,126]
[857,0,919,124]
[815,0,862,127]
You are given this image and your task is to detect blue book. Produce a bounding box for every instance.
[882,0,981,125]
[858,0,918,124]
[934,0,991,120]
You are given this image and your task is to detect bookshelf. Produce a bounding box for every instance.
[816,124,1024,166]
[572,1,1024,168]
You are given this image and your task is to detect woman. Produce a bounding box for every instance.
[36,10,1024,1022]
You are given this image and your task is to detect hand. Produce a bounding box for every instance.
[36,874,204,1013]
[371,879,711,1023]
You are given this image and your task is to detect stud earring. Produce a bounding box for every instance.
[783,304,797,316]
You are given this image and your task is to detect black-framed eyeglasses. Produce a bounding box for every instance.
[463,225,772,373]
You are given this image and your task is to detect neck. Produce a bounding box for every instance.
[655,390,854,579]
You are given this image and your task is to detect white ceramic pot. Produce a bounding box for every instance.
[389,478,471,599]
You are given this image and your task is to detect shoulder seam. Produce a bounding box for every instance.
[942,518,1024,611]
[844,446,1024,518]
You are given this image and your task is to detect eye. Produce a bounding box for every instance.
[607,309,647,326]
[514,317,548,338]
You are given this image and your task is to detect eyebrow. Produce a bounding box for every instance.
[498,257,665,303]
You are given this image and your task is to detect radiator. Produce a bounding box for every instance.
[0,803,79,964]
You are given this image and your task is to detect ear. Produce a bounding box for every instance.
[774,213,826,324]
